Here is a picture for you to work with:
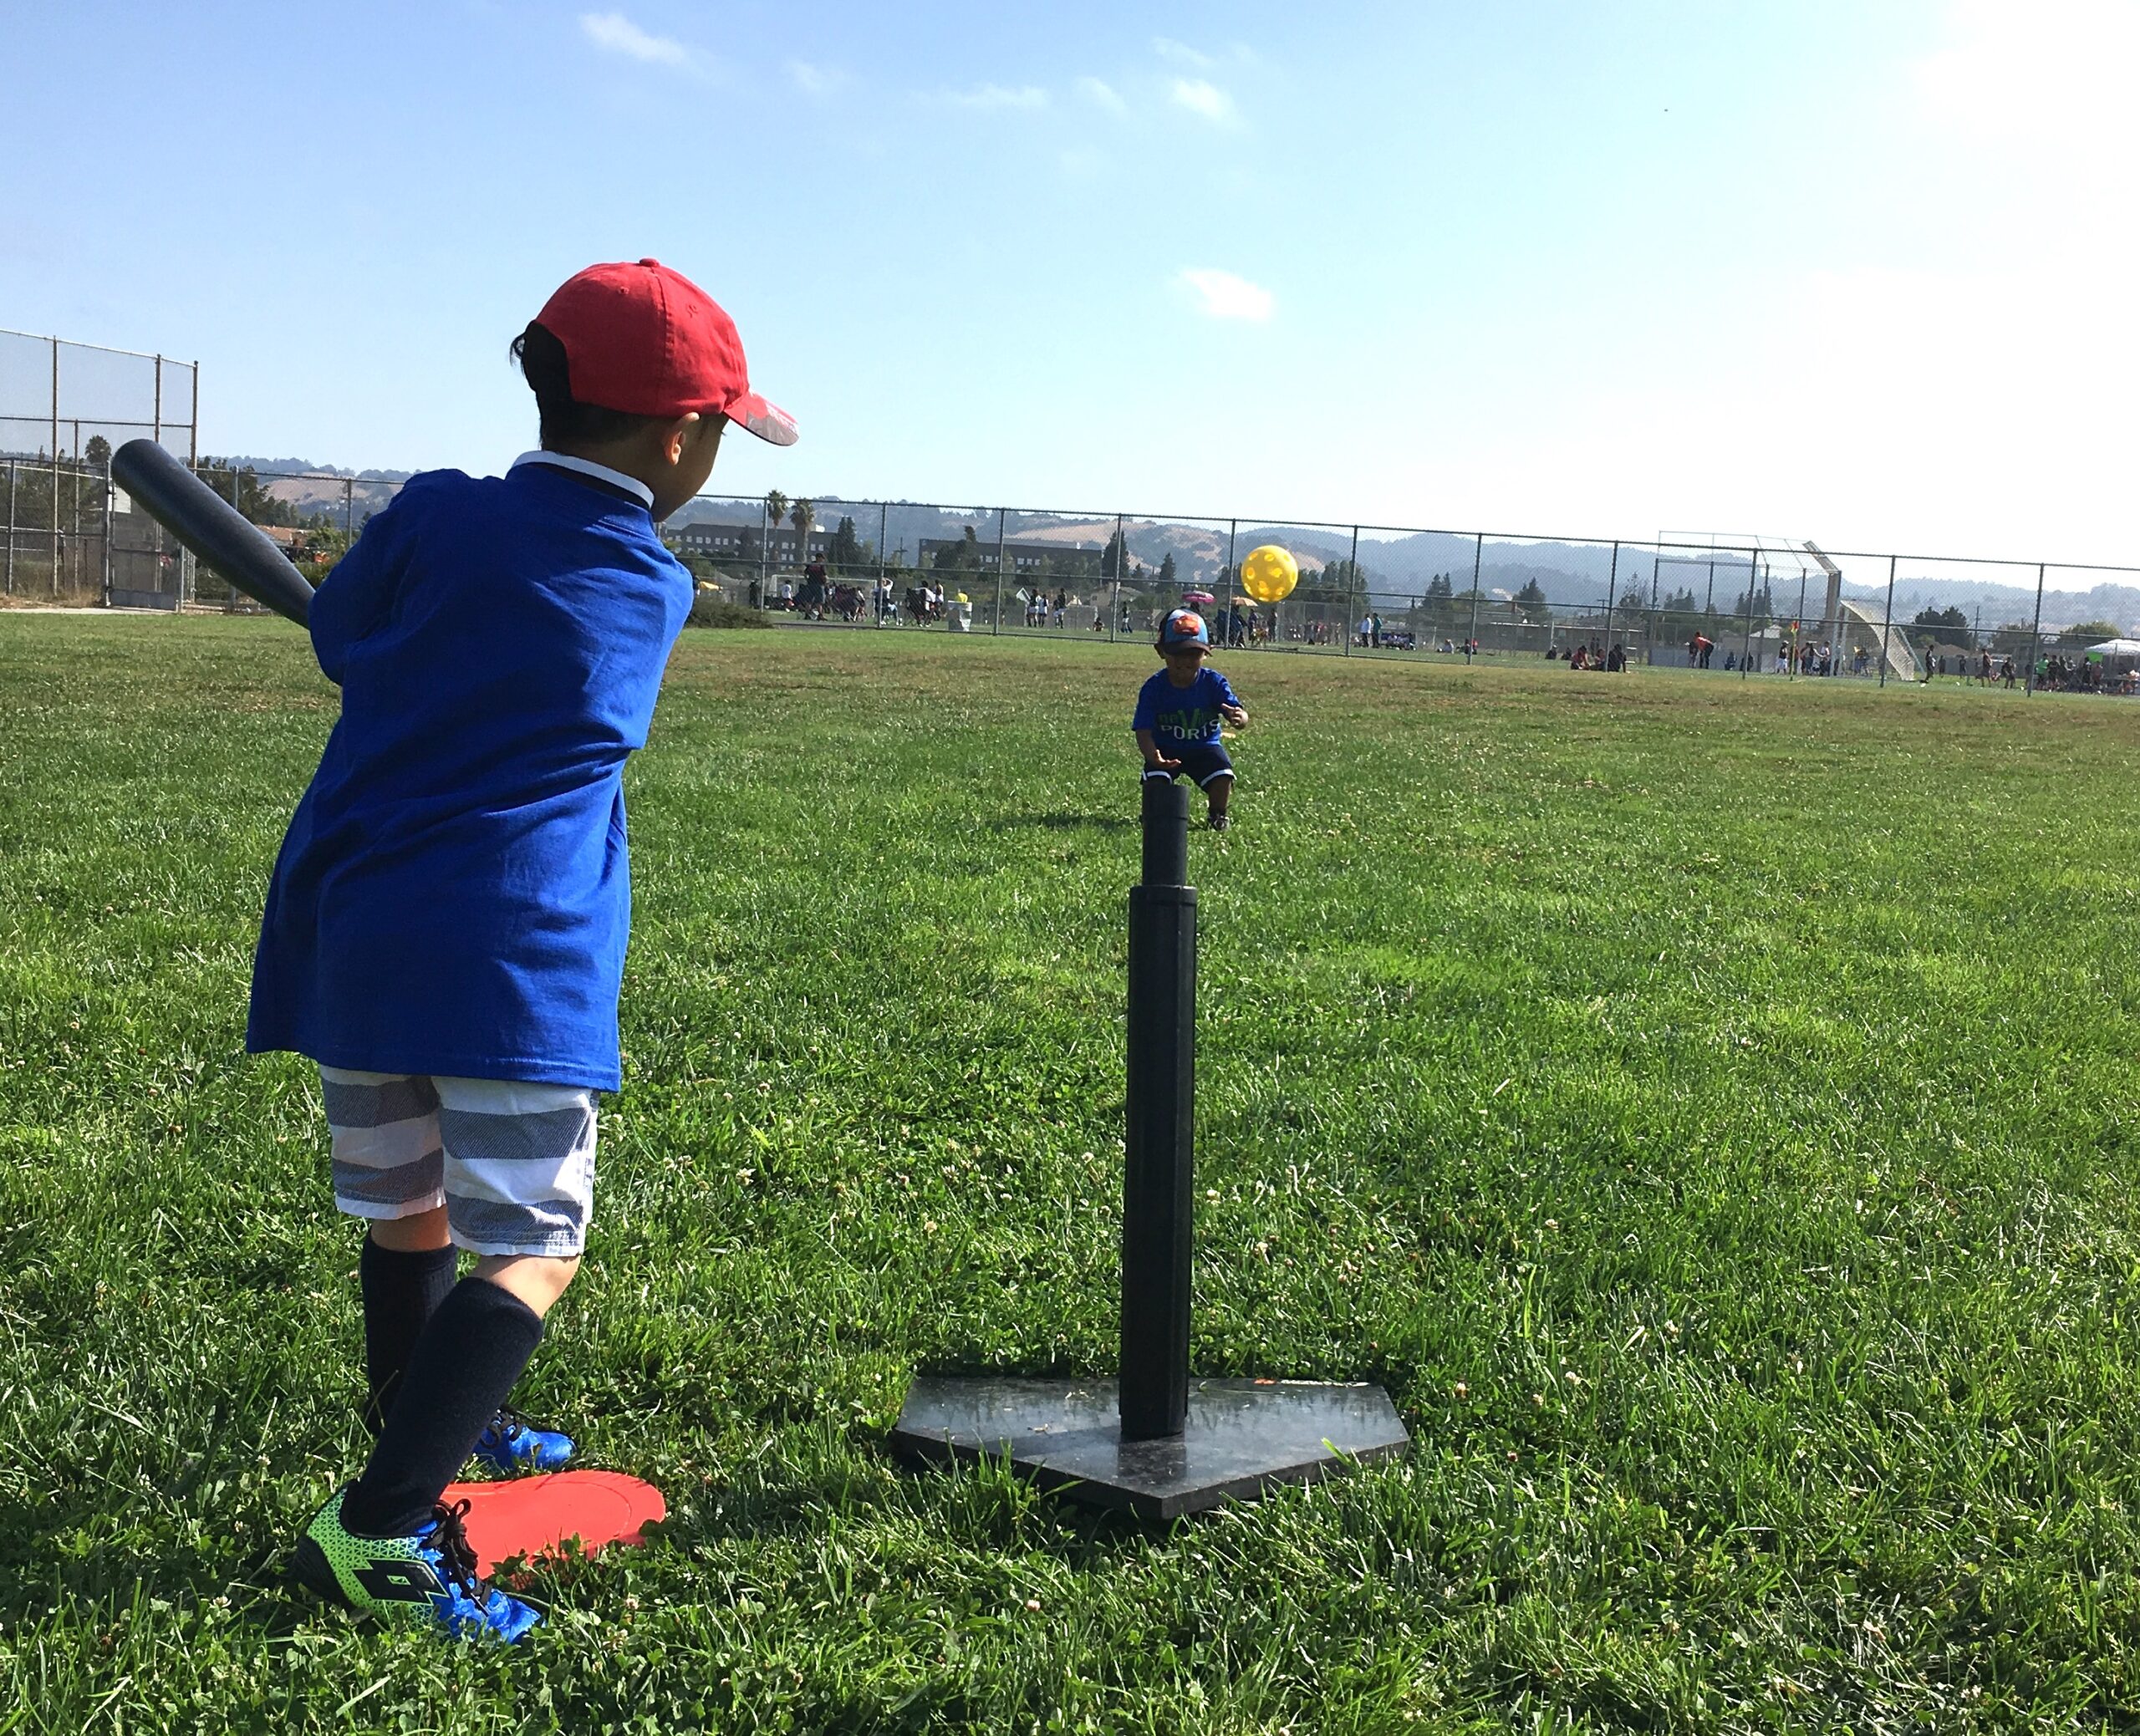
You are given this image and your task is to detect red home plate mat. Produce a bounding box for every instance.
[440,1471,666,1578]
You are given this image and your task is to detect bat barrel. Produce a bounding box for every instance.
[110,439,314,627]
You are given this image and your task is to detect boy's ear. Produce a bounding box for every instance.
[662,410,706,465]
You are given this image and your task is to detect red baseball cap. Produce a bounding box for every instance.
[535,258,797,446]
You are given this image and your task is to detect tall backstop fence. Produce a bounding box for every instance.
[15,453,2140,697]
[0,329,197,606]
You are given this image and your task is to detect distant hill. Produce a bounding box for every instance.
[211,455,413,483]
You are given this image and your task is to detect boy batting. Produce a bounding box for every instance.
[258,260,795,1641]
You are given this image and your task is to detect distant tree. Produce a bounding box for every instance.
[1731,579,1776,626]
[764,489,787,552]
[827,514,864,572]
[1988,620,2038,656]
[2057,618,2124,647]
[1420,572,1459,634]
[1912,604,1973,647]
[1099,528,1129,580]
[84,435,111,469]
[790,498,816,561]
[934,524,981,573]
[1158,550,1178,588]
[1513,578,1550,622]
[194,458,297,527]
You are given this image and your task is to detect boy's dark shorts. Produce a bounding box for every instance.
[1143,742,1234,788]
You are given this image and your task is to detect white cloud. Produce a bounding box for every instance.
[1169,78,1236,125]
[1075,76,1125,113]
[1179,267,1273,323]
[788,59,847,96]
[578,12,688,65]
[1915,0,2140,156]
[945,83,1048,110]
[1153,36,1213,69]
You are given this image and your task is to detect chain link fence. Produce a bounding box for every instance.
[2,328,197,607]
[13,450,2140,699]
[669,494,2140,698]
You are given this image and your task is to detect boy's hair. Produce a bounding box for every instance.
[510,320,671,449]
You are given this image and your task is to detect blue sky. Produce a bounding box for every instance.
[5,2,2136,568]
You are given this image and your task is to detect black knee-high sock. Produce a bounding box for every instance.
[359,1238,459,1437]
[341,1277,544,1539]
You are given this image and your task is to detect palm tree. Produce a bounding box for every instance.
[790,498,816,568]
[753,487,787,599]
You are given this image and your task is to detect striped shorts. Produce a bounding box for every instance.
[318,1067,597,1259]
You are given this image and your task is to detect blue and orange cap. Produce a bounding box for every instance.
[1159,608,1210,649]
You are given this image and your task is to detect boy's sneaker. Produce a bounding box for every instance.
[1209,813,1231,832]
[468,1408,574,1476]
[289,1485,540,1643]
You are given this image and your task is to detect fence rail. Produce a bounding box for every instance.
[10,457,2137,698]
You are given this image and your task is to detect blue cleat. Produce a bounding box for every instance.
[290,1487,541,1643]
[468,1408,574,1476]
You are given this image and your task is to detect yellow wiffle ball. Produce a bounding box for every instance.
[1240,544,1298,604]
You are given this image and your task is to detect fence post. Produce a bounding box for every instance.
[992,507,1006,635]
[154,355,163,447]
[189,359,199,465]
[878,500,889,622]
[1112,512,1125,641]
[4,460,13,596]
[1740,557,1757,679]
[1345,526,1360,654]
[1602,541,1620,659]
[1878,554,1897,689]
[2024,562,2046,695]
[1223,519,1237,645]
[101,453,112,607]
[50,338,61,597]
[1465,533,1483,661]
[1791,563,1808,677]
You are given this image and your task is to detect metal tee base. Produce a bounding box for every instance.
[890,1375,1409,1521]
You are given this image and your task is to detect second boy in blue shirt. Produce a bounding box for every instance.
[1134,607,1249,832]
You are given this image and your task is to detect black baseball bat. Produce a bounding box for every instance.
[111,438,315,627]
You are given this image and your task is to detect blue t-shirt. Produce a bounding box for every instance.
[1133,665,1240,748]
[247,461,693,1092]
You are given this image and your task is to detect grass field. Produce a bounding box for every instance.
[3,616,2138,1733]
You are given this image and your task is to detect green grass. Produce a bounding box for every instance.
[2,616,2138,1733]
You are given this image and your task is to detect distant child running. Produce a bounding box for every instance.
[1134,608,1248,832]
[256,259,797,1642]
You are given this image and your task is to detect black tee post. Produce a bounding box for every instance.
[1120,778,1195,1439]
[889,773,1409,1518]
